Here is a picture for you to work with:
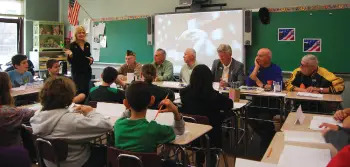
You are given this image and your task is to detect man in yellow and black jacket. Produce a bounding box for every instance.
[286,54,344,94]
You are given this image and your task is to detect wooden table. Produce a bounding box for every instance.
[281,112,334,132]
[11,85,42,97]
[286,92,343,102]
[285,91,343,114]
[261,132,337,164]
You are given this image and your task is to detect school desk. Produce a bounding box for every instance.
[261,132,337,164]
[281,112,338,132]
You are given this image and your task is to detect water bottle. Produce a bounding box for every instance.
[273,81,281,92]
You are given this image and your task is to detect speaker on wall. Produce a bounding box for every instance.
[259,7,270,24]
[244,10,252,45]
[147,17,153,46]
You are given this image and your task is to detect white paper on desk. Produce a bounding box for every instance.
[96,102,125,117]
[278,145,331,167]
[161,81,181,88]
[295,105,305,125]
[284,130,325,143]
[310,116,342,130]
[235,158,277,167]
[262,92,287,97]
[297,92,323,98]
[145,109,174,126]
[233,102,246,109]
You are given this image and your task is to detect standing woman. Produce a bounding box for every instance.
[65,26,93,96]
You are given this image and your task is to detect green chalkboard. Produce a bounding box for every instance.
[97,18,154,64]
[246,9,350,73]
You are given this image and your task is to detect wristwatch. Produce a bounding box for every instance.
[319,88,324,93]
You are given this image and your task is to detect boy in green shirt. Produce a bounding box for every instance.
[114,81,185,153]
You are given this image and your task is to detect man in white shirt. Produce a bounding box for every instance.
[180,48,198,84]
[211,44,245,87]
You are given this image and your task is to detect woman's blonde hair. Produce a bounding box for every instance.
[73,25,86,42]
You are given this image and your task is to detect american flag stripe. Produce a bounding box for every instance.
[68,0,80,26]
[282,30,294,40]
[307,42,320,51]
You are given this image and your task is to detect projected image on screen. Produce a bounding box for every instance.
[154,10,244,74]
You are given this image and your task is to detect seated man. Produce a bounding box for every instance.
[180,48,198,84]
[85,67,125,104]
[7,55,34,87]
[114,81,184,153]
[246,48,283,88]
[152,48,174,81]
[117,50,142,85]
[286,54,344,94]
[211,44,245,87]
[245,48,283,155]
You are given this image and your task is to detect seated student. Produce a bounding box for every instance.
[0,72,34,146]
[85,67,125,104]
[327,145,350,167]
[180,64,233,166]
[114,81,185,154]
[246,48,282,155]
[141,64,175,109]
[45,59,61,80]
[30,77,112,167]
[45,59,86,104]
[116,50,142,85]
[333,108,350,128]
[320,123,350,151]
[286,54,344,94]
[7,55,34,87]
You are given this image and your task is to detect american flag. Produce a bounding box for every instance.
[68,0,80,26]
[279,29,295,41]
[304,39,321,52]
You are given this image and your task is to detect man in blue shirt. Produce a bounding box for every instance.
[7,55,34,87]
[246,48,283,156]
[246,48,283,88]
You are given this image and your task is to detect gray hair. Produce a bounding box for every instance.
[302,54,318,66]
[186,48,196,58]
[217,44,232,55]
[156,48,166,57]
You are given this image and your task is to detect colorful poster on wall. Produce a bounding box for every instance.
[303,38,322,52]
[278,28,295,41]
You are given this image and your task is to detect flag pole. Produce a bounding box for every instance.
[76,0,93,20]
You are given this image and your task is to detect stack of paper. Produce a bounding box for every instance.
[309,116,342,130]
[296,92,323,98]
[96,102,125,118]
[161,81,182,88]
[284,130,325,143]
[96,102,174,126]
[278,145,331,167]
[235,158,277,167]
[263,92,287,97]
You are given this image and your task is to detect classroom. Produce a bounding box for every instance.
[1,0,350,167]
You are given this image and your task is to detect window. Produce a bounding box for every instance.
[0,0,23,70]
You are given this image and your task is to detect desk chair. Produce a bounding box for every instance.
[34,137,68,167]
[107,147,162,167]
[182,114,229,167]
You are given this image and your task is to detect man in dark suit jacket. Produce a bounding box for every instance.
[211,44,245,87]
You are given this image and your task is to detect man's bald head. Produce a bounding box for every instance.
[256,48,272,67]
